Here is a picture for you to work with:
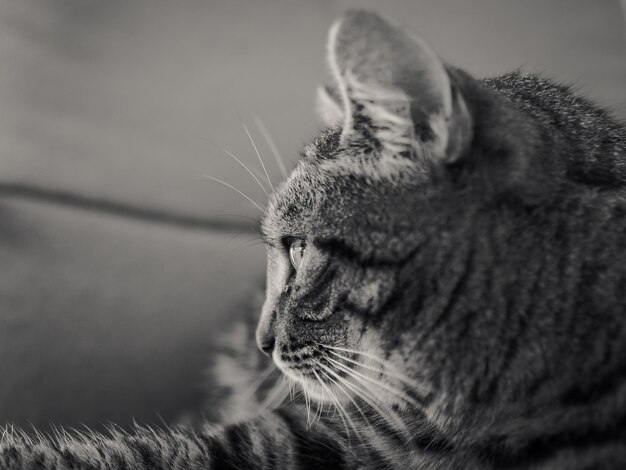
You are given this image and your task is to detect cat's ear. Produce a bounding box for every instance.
[316,85,344,127]
[326,10,471,165]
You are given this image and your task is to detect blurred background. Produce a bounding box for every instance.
[1,0,624,431]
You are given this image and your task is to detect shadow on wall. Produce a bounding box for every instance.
[0,0,624,431]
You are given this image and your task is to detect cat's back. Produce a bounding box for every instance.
[485,71,626,190]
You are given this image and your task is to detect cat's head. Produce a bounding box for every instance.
[257,10,469,406]
[255,10,604,434]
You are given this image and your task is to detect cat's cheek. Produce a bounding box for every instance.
[344,269,397,315]
[345,279,386,314]
[289,284,341,322]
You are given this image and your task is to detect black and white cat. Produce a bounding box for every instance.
[3,10,625,470]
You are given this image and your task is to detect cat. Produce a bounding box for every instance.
[2,9,625,470]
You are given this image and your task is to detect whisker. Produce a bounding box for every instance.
[327,350,428,400]
[327,350,393,377]
[253,116,288,179]
[318,372,354,440]
[231,238,266,253]
[202,174,267,215]
[313,369,357,442]
[259,379,289,411]
[273,382,291,408]
[322,360,410,439]
[324,362,398,420]
[325,356,424,411]
[225,231,259,247]
[271,387,291,410]
[321,344,429,396]
[311,384,324,425]
[225,235,263,257]
[322,345,413,378]
[316,401,324,424]
[258,383,280,411]
[242,123,275,193]
[239,363,278,403]
[320,371,359,442]
[317,362,372,432]
[220,147,269,196]
[301,380,312,427]
[288,378,296,402]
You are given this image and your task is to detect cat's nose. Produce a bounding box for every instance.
[257,331,275,356]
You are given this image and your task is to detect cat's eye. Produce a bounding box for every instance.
[288,238,306,271]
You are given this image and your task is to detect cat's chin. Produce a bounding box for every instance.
[298,376,351,405]
[272,353,351,406]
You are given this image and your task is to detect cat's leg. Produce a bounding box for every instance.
[0,407,362,470]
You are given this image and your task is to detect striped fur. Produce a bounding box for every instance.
[1,407,492,469]
[2,9,625,469]
[0,409,357,470]
[258,9,626,470]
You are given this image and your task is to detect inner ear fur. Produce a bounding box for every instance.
[325,9,473,164]
[322,10,552,202]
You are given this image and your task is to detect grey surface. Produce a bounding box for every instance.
[2,0,624,216]
[0,199,265,428]
[0,0,624,429]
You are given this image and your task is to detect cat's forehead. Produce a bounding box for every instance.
[261,130,354,241]
[262,159,330,242]
[261,129,415,243]
[304,126,422,181]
